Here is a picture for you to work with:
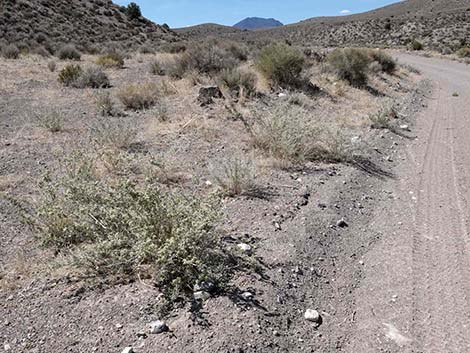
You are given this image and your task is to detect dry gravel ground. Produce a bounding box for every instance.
[0,52,425,352]
[345,53,470,353]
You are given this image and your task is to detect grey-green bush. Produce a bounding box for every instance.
[57,44,81,60]
[255,43,305,87]
[2,44,20,59]
[327,48,371,86]
[218,68,257,97]
[35,158,234,305]
[368,50,397,74]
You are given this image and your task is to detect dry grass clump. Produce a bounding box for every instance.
[117,82,160,110]
[58,65,110,88]
[33,154,235,307]
[369,104,399,130]
[251,105,349,165]
[327,48,371,86]
[213,156,256,197]
[57,44,81,61]
[95,91,117,117]
[89,118,137,149]
[218,68,257,98]
[456,47,470,58]
[255,43,305,87]
[1,44,20,59]
[35,109,64,133]
[96,52,125,68]
[149,60,165,75]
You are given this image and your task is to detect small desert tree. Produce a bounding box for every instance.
[126,2,142,20]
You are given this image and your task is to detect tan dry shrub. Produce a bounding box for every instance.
[117,82,160,110]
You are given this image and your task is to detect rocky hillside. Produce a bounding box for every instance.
[234,17,283,30]
[181,0,470,51]
[0,0,178,52]
[175,23,243,39]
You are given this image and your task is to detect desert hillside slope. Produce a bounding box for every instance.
[0,0,178,52]
[181,0,470,50]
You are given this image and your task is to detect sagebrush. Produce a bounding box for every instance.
[35,156,237,304]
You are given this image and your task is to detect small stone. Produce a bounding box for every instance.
[336,219,348,228]
[399,124,409,131]
[241,292,254,301]
[359,260,364,266]
[304,309,321,323]
[273,330,280,337]
[121,348,133,353]
[237,243,252,255]
[205,180,213,187]
[149,320,168,334]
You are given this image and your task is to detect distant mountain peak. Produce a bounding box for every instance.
[234,17,284,30]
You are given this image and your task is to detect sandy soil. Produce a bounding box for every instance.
[344,54,470,352]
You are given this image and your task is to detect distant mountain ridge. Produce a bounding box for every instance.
[234,17,283,30]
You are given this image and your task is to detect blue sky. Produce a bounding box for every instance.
[115,0,402,28]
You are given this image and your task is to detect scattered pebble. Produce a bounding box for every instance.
[304,309,322,323]
[149,320,169,334]
[237,243,252,255]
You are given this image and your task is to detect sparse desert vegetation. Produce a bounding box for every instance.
[0,0,442,352]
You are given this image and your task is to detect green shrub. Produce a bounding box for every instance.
[255,43,305,86]
[456,47,470,58]
[34,158,234,304]
[96,52,125,68]
[368,50,397,74]
[117,83,160,110]
[2,44,20,59]
[58,65,110,88]
[57,44,81,60]
[126,2,142,20]
[218,68,257,97]
[327,48,371,86]
[58,64,83,87]
[409,39,423,51]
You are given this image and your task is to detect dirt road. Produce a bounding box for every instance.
[345,54,470,352]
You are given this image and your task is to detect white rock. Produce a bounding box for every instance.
[149,320,168,334]
[121,348,133,353]
[241,291,254,300]
[205,180,213,187]
[304,309,321,323]
[193,291,210,301]
[237,243,252,254]
[278,93,287,98]
[399,124,409,131]
[4,344,11,352]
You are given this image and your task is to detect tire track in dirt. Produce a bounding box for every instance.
[344,54,470,352]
